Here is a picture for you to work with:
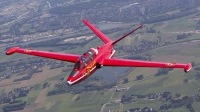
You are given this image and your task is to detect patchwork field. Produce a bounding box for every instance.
[0,13,200,111]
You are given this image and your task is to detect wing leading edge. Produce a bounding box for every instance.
[6,47,80,63]
[103,58,192,73]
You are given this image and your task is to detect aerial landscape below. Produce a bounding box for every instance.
[0,0,200,112]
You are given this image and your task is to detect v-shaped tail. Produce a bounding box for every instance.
[83,19,112,44]
[112,24,143,45]
[83,19,143,45]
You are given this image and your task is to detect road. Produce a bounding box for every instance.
[110,86,117,99]
[151,33,155,41]
[100,103,109,112]
[0,32,88,50]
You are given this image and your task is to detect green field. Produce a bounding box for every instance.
[81,91,97,99]
[37,91,113,112]
[1,12,200,112]
[19,24,33,32]
[47,73,67,82]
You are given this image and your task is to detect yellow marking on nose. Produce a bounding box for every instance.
[86,61,96,77]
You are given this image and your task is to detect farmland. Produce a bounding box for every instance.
[0,11,200,112]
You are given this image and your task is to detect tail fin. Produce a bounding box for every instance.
[112,24,143,45]
[83,19,112,44]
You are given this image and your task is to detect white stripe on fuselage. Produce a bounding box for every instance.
[109,50,115,59]
[68,66,96,85]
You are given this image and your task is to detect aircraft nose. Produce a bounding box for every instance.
[67,81,72,85]
[67,76,73,85]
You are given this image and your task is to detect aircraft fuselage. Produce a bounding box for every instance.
[67,42,115,85]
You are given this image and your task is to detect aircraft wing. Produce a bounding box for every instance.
[103,58,192,73]
[6,47,80,63]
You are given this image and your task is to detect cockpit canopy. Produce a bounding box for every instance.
[74,48,97,70]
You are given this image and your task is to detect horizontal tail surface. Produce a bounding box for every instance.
[112,24,143,45]
[83,19,112,43]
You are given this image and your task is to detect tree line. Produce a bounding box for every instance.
[176,33,192,40]
[155,68,174,77]
[141,9,199,24]
[47,82,116,96]
[160,96,195,112]
[3,101,26,112]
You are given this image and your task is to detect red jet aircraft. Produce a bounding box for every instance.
[6,19,192,85]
